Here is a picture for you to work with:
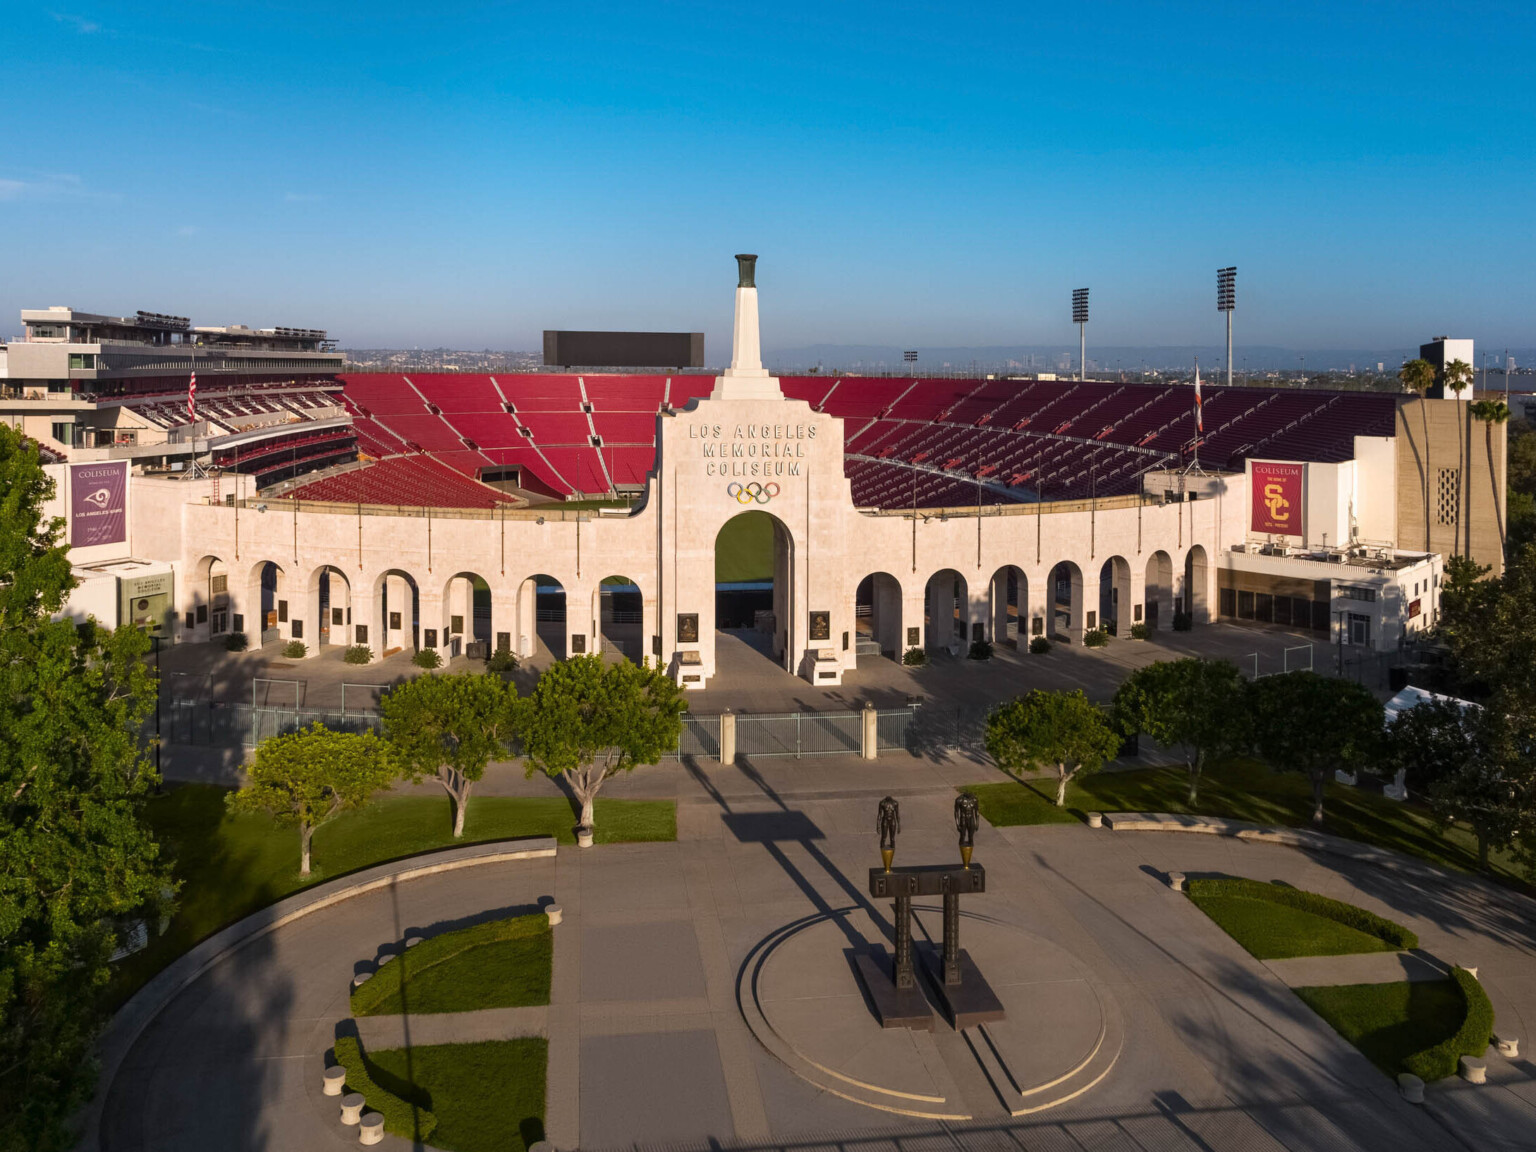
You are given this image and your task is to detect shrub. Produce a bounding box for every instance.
[224,632,249,652]
[333,1035,437,1142]
[1129,622,1149,640]
[487,647,519,672]
[282,639,307,659]
[968,639,993,661]
[1402,968,1494,1080]
[343,645,373,665]
[1029,636,1051,655]
[1184,877,1418,950]
[412,648,442,669]
[1083,629,1109,648]
[1172,611,1193,631]
[902,646,928,666]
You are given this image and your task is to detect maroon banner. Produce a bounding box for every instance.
[70,461,128,547]
[1251,461,1303,535]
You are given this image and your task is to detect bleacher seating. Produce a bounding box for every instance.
[280,453,519,509]
[334,373,1397,509]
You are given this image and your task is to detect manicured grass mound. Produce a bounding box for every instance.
[367,1038,548,1152]
[1295,977,1483,1080]
[334,1034,438,1142]
[1402,968,1495,1081]
[1185,876,1417,958]
[960,758,1529,890]
[111,787,673,1004]
[353,914,551,1017]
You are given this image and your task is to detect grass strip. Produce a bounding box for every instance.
[1185,876,1418,954]
[367,1038,547,1152]
[334,1034,437,1142]
[352,913,551,1017]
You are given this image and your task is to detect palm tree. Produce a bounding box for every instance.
[1470,398,1511,557]
[1398,358,1435,394]
[1443,358,1475,397]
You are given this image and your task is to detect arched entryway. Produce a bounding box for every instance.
[1145,550,1173,630]
[1049,560,1083,640]
[989,565,1028,648]
[855,572,903,659]
[372,569,420,657]
[715,510,793,671]
[307,565,351,653]
[924,568,968,655]
[1098,555,1131,635]
[1185,545,1210,624]
[246,560,288,647]
[436,571,492,659]
[595,575,643,661]
[519,574,567,660]
[189,554,230,642]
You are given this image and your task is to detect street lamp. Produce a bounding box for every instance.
[1217,267,1236,388]
[1072,288,1089,381]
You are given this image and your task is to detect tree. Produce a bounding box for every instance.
[985,689,1122,806]
[227,724,396,875]
[1443,358,1474,396]
[1421,707,1534,871]
[0,427,170,1152]
[518,655,684,831]
[1248,671,1382,824]
[1398,358,1435,395]
[1113,658,1249,804]
[382,672,516,837]
[1383,696,1472,795]
[1439,543,1536,716]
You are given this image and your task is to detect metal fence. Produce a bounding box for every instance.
[157,699,384,748]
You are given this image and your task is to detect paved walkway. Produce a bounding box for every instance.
[354,1004,547,1048]
[98,758,1536,1152]
[1262,951,1454,988]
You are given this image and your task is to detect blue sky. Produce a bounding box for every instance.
[3,1,1532,353]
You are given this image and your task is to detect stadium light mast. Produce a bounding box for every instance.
[1072,288,1089,381]
[1217,266,1236,388]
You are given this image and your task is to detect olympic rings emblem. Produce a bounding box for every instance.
[727,481,780,505]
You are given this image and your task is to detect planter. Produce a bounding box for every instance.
[576,826,594,848]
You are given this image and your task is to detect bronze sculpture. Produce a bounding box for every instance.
[877,795,900,872]
[955,793,979,868]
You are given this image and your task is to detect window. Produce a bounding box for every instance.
[332,607,344,626]
[278,599,288,623]
[233,613,244,633]
[1219,588,1236,617]
[1340,586,1377,603]
[1274,596,1293,627]
[1437,468,1460,526]
[196,604,207,624]
[1255,593,1273,623]
[1237,590,1254,619]
[51,422,74,444]
[211,574,228,595]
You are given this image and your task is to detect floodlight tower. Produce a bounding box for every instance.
[1072,288,1089,381]
[1217,266,1236,388]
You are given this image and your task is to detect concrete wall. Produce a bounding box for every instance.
[1395,396,1506,575]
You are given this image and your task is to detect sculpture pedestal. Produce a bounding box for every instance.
[919,945,1005,1030]
[853,948,934,1030]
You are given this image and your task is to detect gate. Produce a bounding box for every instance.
[734,712,862,758]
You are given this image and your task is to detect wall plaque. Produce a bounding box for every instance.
[389,612,402,630]
[572,633,586,654]
[424,628,438,648]
[450,615,464,635]
[907,626,920,647]
[809,611,830,641]
[354,624,367,645]
[677,613,699,644]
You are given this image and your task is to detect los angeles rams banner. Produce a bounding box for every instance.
[70,461,128,547]
[1251,461,1304,535]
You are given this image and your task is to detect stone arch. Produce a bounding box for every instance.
[188,554,230,642]
[715,510,794,671]
[306,564,352,654]
[924,568,969,654]
[855,571,904,659]
[989,565,1028,648]
[245,560,289,647]
[518,573,567,661]
[1049,560,1084,641]
[435,570,493,658]
[594,575,644,661]
[1098,555,1132,635]
[1184,545,1210,624]
[372,569,421,657]
[1145,550,1174,630]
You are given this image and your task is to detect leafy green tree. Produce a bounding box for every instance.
[0,426,170,1152]
[1422,707,1535,871]
[1383,696,1472,795]
[1398,358,1435,394]
[1112,658,1249,804]
[1248,671,1382,824]
[382,672,517,837]
[228,724,396,875]
[518,655,684,831]
[1439,543,1536,716]
[985,689,1122,806]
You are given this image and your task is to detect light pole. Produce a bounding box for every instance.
[1217,267,1235,388]
[1072,288,1089,381]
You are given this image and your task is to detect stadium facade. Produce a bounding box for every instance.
[6,262,1503,682]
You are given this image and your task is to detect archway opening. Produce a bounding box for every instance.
[990,565,1027,648]
[596,575,642,661]
[437,571,492,659]
[1145,550,1173,630]
[249,560,288,648]
[924,569,969,655]
[373,569,420,657]
[855,572,903,659]
[715,510,792,670]
[1098,556,1131,635]
[191,554,229,641]
[309,565,351,652]
[524,574,567,661]
[1049,561,1083,640]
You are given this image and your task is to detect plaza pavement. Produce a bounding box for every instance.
[100,749,1536,1151]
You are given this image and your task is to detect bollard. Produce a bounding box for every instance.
[545,904,563,927]
[1397,1073,1425,1104]
[351,972,371,989]
[323,1066,347,1096]
[1459,1055,1487,1084]
[1494,1034,1520,1059]
[861,702,878,760]
[1086,811,1103,829]
[358,1111,385,1145]
[1167,871,1186,893]
[719,709,736,766]
[576,826,594,848]
[339,1092,366,1125]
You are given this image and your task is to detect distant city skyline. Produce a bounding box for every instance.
[2,2,1532,352]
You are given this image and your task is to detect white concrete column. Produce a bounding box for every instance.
[517,577,537,659]
[966,585,990,645]
[350,584,378,662]
[449,577,472,645]
[902,590,926,655]
[384,574,410,655]
[491,589,516,655]
[1079,572,1100,637]
[1129,569,1147,630]
[861,703,878,760]
[719,711,736,766]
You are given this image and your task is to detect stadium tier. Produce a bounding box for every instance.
[295,373,1397,509]
[277,452,520,509]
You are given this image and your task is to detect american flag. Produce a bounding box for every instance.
[188,371,197,424]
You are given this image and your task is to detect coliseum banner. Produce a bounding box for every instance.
[70,461,128,547]
[1251,461,1303,535]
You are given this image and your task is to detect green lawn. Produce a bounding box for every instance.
[714,509,774,582]
[961,757,1529,890]
[111,786,673,1005]
[1189,894,1395,960]
[1295,981,1464,1078]
[354,914,551,1016]
[368,1039,547,1152]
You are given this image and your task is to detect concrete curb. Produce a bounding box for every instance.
[1099,811,1434,873]
[80,836,558,1152]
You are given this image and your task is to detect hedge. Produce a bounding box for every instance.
[351,913,551,1017]
[333,1034,438,1142]
[1184,877,1418,951]
[1403,968,1494,1081]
